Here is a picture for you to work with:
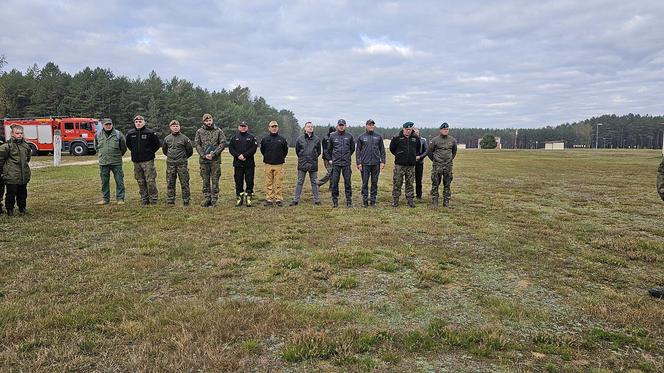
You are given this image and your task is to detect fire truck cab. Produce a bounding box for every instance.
[2,117,98,156]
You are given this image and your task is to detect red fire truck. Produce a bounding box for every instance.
[1,117,99,156]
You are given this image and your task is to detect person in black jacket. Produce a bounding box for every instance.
[327,119,355,207]
[389,121,421,208]
[317,126,336,187]
[125,115,161,205]
[290,121,322,206]
[260,121,288,206]
[228,121,258,207]
[356,119,385,207]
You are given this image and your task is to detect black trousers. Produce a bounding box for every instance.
[234,166,255,196]
[415,162,424,198]
[0,178,4,210]
[361,164,380,203]
[330,164,352,201]
[5,183,28,211]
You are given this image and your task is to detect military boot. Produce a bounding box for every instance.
[407,199,416,208]
[245,194,253,207]
[235,193,244,207]
[392,197,399,207]
[332,199,339,208]
[443,199,453,209]
[432,197,439,209]
[210,196,218,207]
[6,209,14,217]
[201,197,211,207]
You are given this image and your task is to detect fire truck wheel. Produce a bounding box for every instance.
[71,142,88,156]
[28,143,39,156]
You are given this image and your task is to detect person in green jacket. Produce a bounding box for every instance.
[94,119,127,205]
[163,119,194,205]
[0,125,31,216]
[0,136,5,214]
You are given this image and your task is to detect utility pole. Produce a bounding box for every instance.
[595,123,603,149]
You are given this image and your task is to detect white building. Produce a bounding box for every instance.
[544,141,565,150]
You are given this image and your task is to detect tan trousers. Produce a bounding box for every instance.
[264,163,284,202]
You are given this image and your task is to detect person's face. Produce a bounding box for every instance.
[204,118,214,127]
[441,128,449,136]
[12,128,24,140]
[134,118,145,129]
[269,123,279,133]
[337,123,346,132]
[170,123,180,134]
[239,124,248,133]
[304,122,313,134]
[103,122,113,131]
[366,123,375,132]
[403,127,413,137]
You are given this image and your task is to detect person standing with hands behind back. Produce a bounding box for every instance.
[260,120,288,207]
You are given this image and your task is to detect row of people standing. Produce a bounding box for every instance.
[95,114,459,208]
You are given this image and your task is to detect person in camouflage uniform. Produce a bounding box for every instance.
[389,122,421,208]
[658,157,664,201]
[194,113,226,207]
[427,122,458,208]
[126,115,161,205]
[0,125,32,216]
[0,135,5,214]
[163,120,194,205]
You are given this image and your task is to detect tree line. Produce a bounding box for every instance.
[1,58,662,149]
[0,60,300,142]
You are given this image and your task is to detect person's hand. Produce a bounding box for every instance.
[205,154,213,160]
[239,154,246,161]
[357,164,362,171]
[416,155,421,161]
[380,163,385,170]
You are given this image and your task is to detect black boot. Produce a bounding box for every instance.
[432,197,439,209]
[363,200,369,208]
[392,197,399,207]
[6,209,14,217]
[407,199,415,208]
[332,199,338,208]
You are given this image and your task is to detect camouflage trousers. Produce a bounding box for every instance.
[658,158,664,201]
[166,162,190,203]
[134,160,158,204]
[431,164,453,200]
[200,161,221,202]
[392,164,415,200]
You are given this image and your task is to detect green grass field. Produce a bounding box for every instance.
[1,149,663,371]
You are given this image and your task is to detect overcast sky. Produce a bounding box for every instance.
[1,0,663,128]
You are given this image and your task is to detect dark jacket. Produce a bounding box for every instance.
[126,127,161,163]
[260,133,288,165]
[228,131,258,168]
[162,132,194,163]
[95,129,127,166]
[321,130,334,161]
[389,131,421,166]
[0,138,31,184]
[295,133,322,172]
[327,130,355,167]
[356,131,385,166]
[416,137,429,164]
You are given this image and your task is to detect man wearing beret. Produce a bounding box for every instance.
[95,119,127,205]
[389,121,420,208]
[326,118,355,208]
[356,119,385,207]
[126,115,161,205]
[427,122,458,208]
[195,113,226,207]
[163,120,194,205]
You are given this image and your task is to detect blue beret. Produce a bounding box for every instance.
[440,122,449,129]
[402,121,414,128]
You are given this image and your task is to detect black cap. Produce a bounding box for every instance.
[337,119,346,125]
[402,121,414,128]
[239,121,247,127]
[440,122,449,129]
[328,126,335,133]
[366,119,375,125]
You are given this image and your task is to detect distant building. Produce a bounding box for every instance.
[477,136,502,149]
[544,141,565,150]
[458,143,466,149]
